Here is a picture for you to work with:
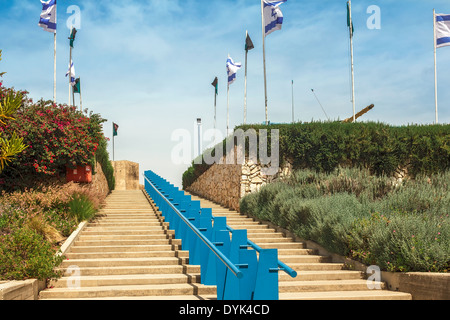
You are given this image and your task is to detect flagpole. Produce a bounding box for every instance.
[244,30,249,125]
[112,124,115,162]
[227,81,230,136]
[261,0,269,125]
[69,28,72,107]
[53,32,57,103]
[79,85,83,112]
[291,80,294,123]
[433,9,439,124]
[348,0,356,123]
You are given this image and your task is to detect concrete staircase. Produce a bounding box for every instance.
[187,193,412,301]
[39,190,216,300]
[40,189,412,300]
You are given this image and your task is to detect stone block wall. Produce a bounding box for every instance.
[112,160,140,190]
[186,158,292,211]
[186,163,242,211]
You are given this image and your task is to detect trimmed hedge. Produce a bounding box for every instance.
[182,122,450,189]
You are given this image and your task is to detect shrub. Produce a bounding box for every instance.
[0,85,110,191]
[0,226,64,281]
[68,192,96,223]
[95,136,115,191]
[240,167,450,272]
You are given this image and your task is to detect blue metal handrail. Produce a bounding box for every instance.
[226,225,298,278]
[144,174,243,279]
[143,170,298,300]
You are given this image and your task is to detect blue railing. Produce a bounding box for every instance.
[144,170,297,300]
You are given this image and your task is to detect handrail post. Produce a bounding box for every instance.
[253,249,279,300]
[223,229,257,300]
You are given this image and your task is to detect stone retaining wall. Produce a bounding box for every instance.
[186,158,292,211]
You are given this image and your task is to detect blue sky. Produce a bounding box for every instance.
[1,0,449,187]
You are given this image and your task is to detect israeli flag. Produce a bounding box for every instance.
[38,0,57,33]
[263,0,287,37]
[436,14,450,48]
[65,61,76,86]
[227,56,242,86]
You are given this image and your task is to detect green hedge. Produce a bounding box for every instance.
[95,137,115,191]
[238,122,450,177]
[182,122,449,189]
[240,168,450,273]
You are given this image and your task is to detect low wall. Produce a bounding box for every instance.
[0,280,46,300]
[112,160,140,190]
[186,159,292,211]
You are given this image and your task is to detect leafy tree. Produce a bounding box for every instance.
[0,50,27,173]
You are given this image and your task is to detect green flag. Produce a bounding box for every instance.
[347,2,354,36]
[211,77,218,95]
[113,123,119,137]
[73,78,81,94]
[69,27,77,48]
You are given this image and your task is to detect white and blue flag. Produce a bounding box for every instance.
[227,56,242,86]
[263,0,287,37]
[436,13,450,48]
[65,61,76,86]
[38,0,57,33]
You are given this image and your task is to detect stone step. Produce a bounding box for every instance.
[55,265,201,277]
[277,255,331,263]
[289,263,347,271]
[69,245,175,253]
[90,221,165,226]
[279,270,364,281]
[65,251,179,259]
[257,242,307,249]
[81,230,174,236]
[42,295,217,300]
[279,279,386,293]
[73,239,181,247]
[78,234,171,241]
[60,257,187,268]
[39,283,216,299]
[248,237,292,243]
[50,273,202,288]
[84,226,170,232]
[279,290,412,300]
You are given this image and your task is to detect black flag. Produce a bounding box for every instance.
[245,33,254,51]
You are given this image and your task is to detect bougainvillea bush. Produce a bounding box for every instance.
[0,85,107,190]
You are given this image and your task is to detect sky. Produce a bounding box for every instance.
[1,0,449,188]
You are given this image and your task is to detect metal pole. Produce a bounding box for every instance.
[53,32,57,103]
[227,82,230,136]
[214,90,217,143]
[197,118,202,157]
[69,33,72,107]
[112,126,115,161]
[261,0,269,125]
[348,0,356,122]
[79,86,83,112]
[291,80,294,123]
[434,9,439,124]
[244,30,248,125]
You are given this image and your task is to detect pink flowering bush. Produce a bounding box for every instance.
[0,86,107,190]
